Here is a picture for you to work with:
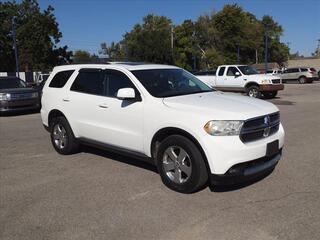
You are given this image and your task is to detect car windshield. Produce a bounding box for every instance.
[238,66,259,75]
[0,78,26,89]
[131,69,213,98]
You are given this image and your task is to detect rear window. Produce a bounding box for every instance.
[218,67,225,76]
[49,70,74,88]
[70,69,104,96]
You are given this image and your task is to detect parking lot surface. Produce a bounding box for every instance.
[1,83,320,240]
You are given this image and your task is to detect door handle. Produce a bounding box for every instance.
[62,98,70,102]
[98,104,108,108]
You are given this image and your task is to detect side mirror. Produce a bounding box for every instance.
[117,88,136,100]
[235,72,241,77]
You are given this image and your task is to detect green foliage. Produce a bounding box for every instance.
[0,0,68,71]
[103,4,289,70]
[72,50,98,63]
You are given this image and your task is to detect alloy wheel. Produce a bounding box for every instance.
[162,146,192,184]
[53,124,67,149]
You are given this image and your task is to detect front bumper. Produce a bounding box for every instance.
[0,99,40,112]
[210,149,282,185]
[199,123,285,175]
[260,84,284,92]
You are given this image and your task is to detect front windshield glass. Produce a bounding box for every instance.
[238,66,259,75]
[131,69,213,98]
[0,78,27,89]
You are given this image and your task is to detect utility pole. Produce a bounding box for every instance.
[12,17,20,78]
[170,25,174,63]
[264,25,268,72]
[237,45,240,64]
[286,42,291,61]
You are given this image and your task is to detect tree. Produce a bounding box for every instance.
[124,14,173,64]
[100,41,126,61]
[261,15,289,65]
[0,0,67,72]
[98,5,289,70]
[72,50,98,63]
[173,20,196,71]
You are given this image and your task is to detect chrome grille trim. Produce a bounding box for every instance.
[240,112,280,143]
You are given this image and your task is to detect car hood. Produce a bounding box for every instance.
[162,91,279,120]
[0,88,38,94]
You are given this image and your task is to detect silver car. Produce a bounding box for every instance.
[281,67,317,84]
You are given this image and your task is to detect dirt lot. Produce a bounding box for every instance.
[1,82,320,240]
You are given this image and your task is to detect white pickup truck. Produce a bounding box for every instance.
[195,65,284,98]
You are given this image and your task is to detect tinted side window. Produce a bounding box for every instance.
[106,70,135,97]
[49,70,74,88]
[300,68,307,72]
[226,67,238,76]
[292,68,299,73]
[70,70,104,95]
[218,67,225,76]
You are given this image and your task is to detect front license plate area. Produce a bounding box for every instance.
[266,140,279,157]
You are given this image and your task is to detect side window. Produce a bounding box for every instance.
[106,70,135,97]
[70,69,104,95]
[49,70,74,88]
[226,67,238,76]
[292,68,299,73]
[218,67,225,76]
[300,68,307,72]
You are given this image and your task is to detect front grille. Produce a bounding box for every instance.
[240,112,280,143]
[272,79,281,84]
[10,92,34,100]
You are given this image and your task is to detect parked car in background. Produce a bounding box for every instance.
[36,73,50,84]
[281,67,317,84]
[41,63,285,193]
[195,65,284,99]
[0,76,40,113]
[266,69,282,76]
[307,68,319,81]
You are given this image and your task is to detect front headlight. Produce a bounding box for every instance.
[261,79,271,84]
[204,120,244,136]
[0,93,11,100]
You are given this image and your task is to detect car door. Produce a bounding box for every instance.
[291,68,300,80]
[219,66,242,88]
[96,69,144,152]
[66,68,144,153]
[65,68,108,140]
[215,67,225,87]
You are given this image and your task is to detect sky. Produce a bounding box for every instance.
[36,0,320,57]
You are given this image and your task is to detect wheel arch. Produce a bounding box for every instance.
[48,109,67,127]
[150,127,211,174]
[245,81,260,89]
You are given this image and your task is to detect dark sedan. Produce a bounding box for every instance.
[0,76,40,113]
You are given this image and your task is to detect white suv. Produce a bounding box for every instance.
[41,63,285,193]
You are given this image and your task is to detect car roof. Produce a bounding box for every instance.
[52,63,180,72]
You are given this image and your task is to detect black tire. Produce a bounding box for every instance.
[50,116,80,155]
[246,85,261,98]
[156,135,208,193]
[298,76,307,84]
[263,91,278,99]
